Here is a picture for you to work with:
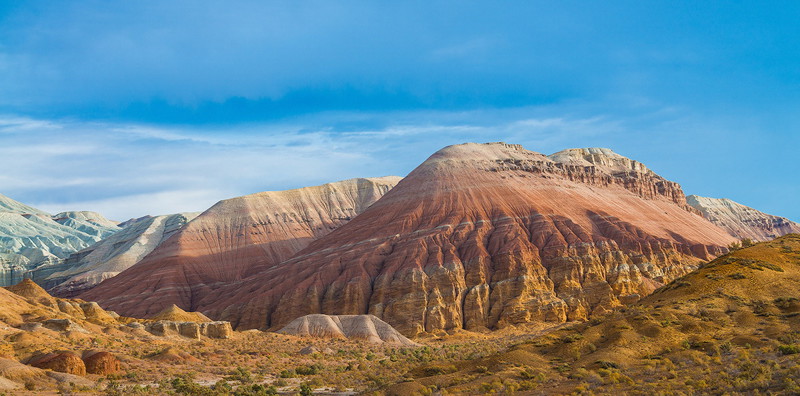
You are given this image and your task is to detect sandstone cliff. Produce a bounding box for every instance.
[200,143,735,336]
[687,195,800,241]
[80,177,402,317]
[44,212,199,297]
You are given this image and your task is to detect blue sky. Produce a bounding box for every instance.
[0,1,798,221]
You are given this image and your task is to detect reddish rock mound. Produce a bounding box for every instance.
[81,351,120,375]
[201,143,735,336]
[28,352,86,375]
[81,177,401,318]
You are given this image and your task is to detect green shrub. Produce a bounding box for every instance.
[779,344,800,355]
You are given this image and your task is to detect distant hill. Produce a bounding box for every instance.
[0,194,120,287]
[688,195,800,241]
[44,212,198,297]
[80,177,402,318]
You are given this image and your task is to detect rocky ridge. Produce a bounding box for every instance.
[44,212,199,297]
[200,143,735,336]
[81,177,402,317]
[687,195,800,241]
[0,195,121,287]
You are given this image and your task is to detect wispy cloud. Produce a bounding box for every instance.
[0,112,624,220]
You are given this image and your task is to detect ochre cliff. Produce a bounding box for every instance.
[200,143,735,336]
[80,177,401,317]
[687,195,800,241]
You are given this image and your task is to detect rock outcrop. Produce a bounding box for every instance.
[0,194,120,287]
[279,314,418,346]
[149,304,211,323]
[81,177,402,318]
[45,212,198,297]
[81,351,121,375]
[27,352,86,375]
[144,320,232,339]
[687,195,800,241]
[200,143,735,336]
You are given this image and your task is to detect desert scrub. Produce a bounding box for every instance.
[294,363,323,375]
[223,366,252,384]
[560,333,584,343]
[774,297,799,309]
[778,345,800,355]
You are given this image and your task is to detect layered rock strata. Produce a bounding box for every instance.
[687,195,800,241]
[81,177,402,317]
[201,143,735,336]
[0,195,120,286]
[45,212,199,297]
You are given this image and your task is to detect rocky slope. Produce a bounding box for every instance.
[81,177,402,317]
[201,143,735,336]
[44,212,199,297]
[0,278,233,391]
[0,195,121,287]
[687,195,800,241]
[391,233,800,394]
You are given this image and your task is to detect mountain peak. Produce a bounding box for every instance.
[548,147,652,174]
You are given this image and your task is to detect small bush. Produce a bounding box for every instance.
[561,333,584,343]
[779,344,800,355]
[295,364,323,376]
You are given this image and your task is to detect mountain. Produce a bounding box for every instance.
[0,194,121,287]
[43,212,199,297]
[80,176,402,317]
[687,195,800,241]
[391,233,800,394]
[198,143,735,336]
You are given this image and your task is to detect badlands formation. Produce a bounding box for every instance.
[687,194,800,241]
[0,194,121,287]
[199,143,736,336]
[44,212,199,297]
[1,142,798,394]
[80,177,402,318]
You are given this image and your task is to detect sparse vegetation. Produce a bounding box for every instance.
[3,235,800,394]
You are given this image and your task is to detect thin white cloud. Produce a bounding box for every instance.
[0,113,622,219]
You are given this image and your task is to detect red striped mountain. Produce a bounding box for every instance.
[199,143,735,336]
[80,177,401,317]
